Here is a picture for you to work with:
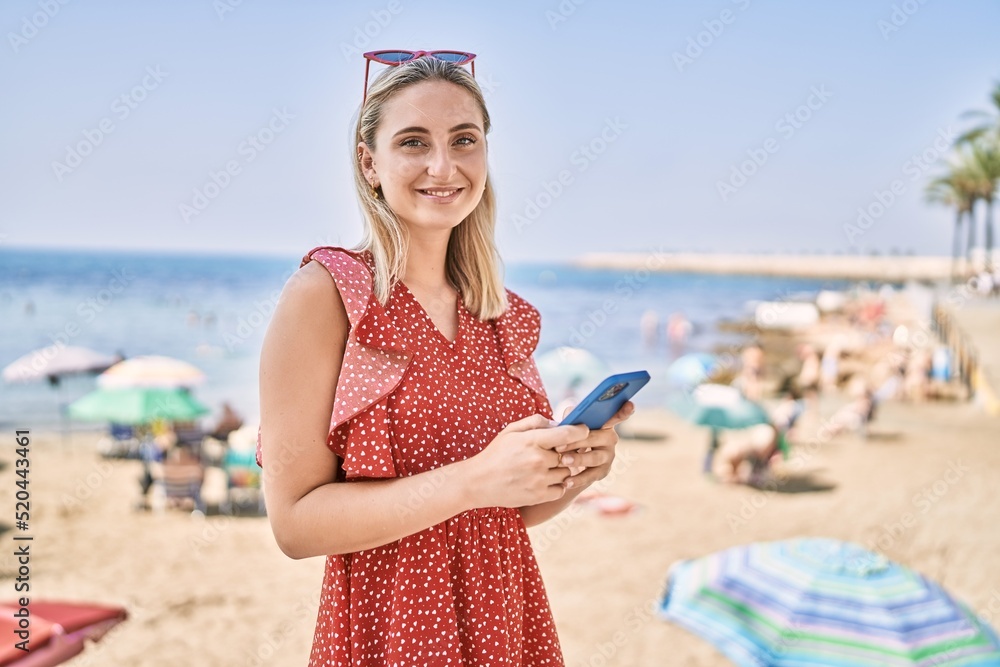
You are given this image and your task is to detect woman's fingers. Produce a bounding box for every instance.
[545,466,572,485]
[559,448,612,469]
[537,423,589,452]
[563,465,609,488]
[600,400,636,429]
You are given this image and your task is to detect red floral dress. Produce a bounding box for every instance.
[256,246,564,666]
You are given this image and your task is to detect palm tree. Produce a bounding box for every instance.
[971,141,1000,271]
[956,81,1000,145]
[926,169,976,282]
[956,81,1000,271]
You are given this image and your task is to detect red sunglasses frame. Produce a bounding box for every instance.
[362,50,477,106]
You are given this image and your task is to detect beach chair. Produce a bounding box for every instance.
[173,420,206,449]
[160,452,206,515]
[97,422,141,459]
[220,447,265,516]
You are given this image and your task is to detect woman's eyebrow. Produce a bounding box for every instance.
[392,122,482,138]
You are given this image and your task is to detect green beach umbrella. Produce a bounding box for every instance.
[667,383,771,473]
[68,387,210,425]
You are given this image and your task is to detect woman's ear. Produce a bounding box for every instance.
[357,142,376,182]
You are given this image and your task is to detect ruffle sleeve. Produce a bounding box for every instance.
[256,246,412,476]
[492,289,554,421]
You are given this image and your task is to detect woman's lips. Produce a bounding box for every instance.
[417,188,463,203]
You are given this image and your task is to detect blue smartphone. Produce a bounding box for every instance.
[558,370,650,429]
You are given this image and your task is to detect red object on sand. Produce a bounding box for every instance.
[0,601,127,667]
[576,492,638,516]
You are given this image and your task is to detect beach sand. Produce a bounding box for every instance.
[1,395,998,667]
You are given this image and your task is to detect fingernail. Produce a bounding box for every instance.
[564,479,574,488]
[562,455,574,465]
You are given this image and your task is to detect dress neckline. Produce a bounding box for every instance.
[396,280,465,348]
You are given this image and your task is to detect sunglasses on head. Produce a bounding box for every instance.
[362,50,477,106]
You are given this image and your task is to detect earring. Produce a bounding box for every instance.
[371,182,379,200]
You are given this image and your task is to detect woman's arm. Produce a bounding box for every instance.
[260,261,587,559]
[260,261,476,559]
[519,485,588,528]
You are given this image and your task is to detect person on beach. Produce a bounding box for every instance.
[667,311,692,357]
[209,401,243,441]
[256,52,634,666]
[714,382,802,485]
[734,342,764,402]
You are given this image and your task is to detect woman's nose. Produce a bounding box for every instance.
[426,145,457,180]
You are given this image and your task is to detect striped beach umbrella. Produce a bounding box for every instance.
[658,538,1000,666]
[97,355,205,389]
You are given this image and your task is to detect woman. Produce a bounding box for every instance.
[257,53,635,665]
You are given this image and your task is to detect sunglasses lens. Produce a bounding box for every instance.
[431,52,472,64]
[374,51,417,63]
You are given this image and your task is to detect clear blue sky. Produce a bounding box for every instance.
[2,0,999,261]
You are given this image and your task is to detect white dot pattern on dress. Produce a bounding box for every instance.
[257,246,563,666]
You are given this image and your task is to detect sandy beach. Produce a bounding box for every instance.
[2,389,998,666]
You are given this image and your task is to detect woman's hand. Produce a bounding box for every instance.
[461,414,589,509]
[554,400,636,490]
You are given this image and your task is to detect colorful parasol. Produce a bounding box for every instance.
[97,355,204,389]
[658,538,1000,666]
[667,383,771,473]
[68,387,210,425]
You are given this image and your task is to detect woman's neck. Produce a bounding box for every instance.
[403,234,452,293]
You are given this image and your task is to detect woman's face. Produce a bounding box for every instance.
[360,80,487,235]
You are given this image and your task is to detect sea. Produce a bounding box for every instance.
[0,247,851,430]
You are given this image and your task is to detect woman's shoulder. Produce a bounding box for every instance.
[492,287,543,360]
[298,245,375,280]
[269,261,347,341]
[272,249,366,335]
[283,257,340,304]
[499,287,541,324]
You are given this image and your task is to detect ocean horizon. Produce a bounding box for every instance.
[0,246,851,430]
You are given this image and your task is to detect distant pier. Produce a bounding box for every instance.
[573,252,953,282]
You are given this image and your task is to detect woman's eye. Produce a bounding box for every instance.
[455,135,477,146]
[400,138,424,148]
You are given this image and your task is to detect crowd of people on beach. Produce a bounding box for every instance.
[102,402,255,516]
[703,285,969,488]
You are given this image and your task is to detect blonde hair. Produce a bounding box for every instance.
[351,57,507,321]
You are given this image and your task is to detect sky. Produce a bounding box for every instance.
[2,0,999,262]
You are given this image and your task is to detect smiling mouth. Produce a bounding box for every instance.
[418,188,463,198]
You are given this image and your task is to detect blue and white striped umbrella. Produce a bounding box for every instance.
[658,538,1000,666]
